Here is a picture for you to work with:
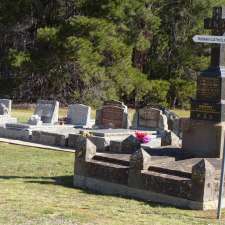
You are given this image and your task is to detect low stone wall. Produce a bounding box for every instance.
[73,137,223,210]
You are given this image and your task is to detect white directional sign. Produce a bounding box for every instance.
[193,35,225,44]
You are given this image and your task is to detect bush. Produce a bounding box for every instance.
[169,79,196,109]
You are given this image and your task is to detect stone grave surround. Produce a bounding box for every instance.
[31,125,79,147]
[67,104,94,128]
[136,106,168,131]
[0,100,59,141]
[182,6,225,158]
[0,99,17,125]
[95,100,129,129]
[68,129,135,152]
[73,137,224,210]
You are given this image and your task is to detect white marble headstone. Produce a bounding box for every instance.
[67,104,91,127]
[0,99,17,125]
[0,99,12,115]
[33,100,59,124]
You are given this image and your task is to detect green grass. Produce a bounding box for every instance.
[172,109,190,118]
[0,143,224,225]
[11,108,68,123]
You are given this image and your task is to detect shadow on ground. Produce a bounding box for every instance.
[0,175,74,188]
[0,174,173,208]
[0,174,222,221]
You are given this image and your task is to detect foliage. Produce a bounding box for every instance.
[0,0,223,107]
[169,79,196,109]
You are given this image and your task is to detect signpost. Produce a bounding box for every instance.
[217,141,225,219]
[193,7,225,219]
[193,35,225,44]
[193,32,225,220]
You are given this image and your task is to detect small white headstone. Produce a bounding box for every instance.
[0,99,12,115]
[0,99,17,125]
[67,104,92,127]
[33,100,59,124]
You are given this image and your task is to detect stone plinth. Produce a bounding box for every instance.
[182,119,225,158]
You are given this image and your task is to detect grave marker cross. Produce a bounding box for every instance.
[204,7,225,67]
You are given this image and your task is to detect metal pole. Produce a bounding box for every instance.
[217,138,225,219]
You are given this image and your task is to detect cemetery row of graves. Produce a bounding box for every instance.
[2,6,225,223]
[0,95,223,212]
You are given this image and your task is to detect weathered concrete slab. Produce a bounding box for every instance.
[32,125,79,147]
[88,129,135,137]
[0,126,31,141]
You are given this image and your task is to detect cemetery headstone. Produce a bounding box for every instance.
[0,99,11,115]
[1,100,59,141]
[95,100,129,129]
[32,100,59,124]
[137,106,168,131]
[0,99,17,125]
[183,6,225,158]
[67,104,93,128]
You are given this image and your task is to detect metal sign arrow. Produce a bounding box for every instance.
[193,35,225,44]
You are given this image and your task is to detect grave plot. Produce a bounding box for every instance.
[73,136,224,210]
[31,103,94,147]
[0,100,59,141]
[0,99,177,150]
[73,6,225,210]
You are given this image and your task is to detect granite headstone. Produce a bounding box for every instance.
[137,106,168,131]
[95,100,129,129]
[183,6,225,158]
[67,104,93,127]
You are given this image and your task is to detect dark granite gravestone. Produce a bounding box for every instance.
[183,7,225,158]
[101,106,124,128]
[190,7,225,122]
[95,100,129,129]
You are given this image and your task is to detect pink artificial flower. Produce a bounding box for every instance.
[135,131,151,144]
[142,135,151,144]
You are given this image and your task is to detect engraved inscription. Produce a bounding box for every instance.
[191,101,221,121]
[138,107,160,128]
[101,106,124,128]
[197,77,221,101]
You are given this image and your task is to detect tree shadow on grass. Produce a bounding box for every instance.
[0,175,166,206]
[0,175,74,188]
